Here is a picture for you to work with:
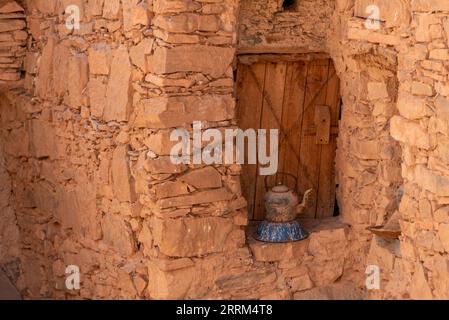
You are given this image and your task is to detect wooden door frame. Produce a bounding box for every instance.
[237,52,331,66]
[235,52,341,220]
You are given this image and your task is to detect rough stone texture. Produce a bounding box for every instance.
[1,0,449,301]
[147,45,235,78]
[104,46,132,122]
[0,1,26,86]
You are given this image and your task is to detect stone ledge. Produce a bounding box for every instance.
[248,217,349,262]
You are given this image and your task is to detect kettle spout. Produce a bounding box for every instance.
[296,189,314,216]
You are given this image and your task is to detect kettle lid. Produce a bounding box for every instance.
[271,184,290,193]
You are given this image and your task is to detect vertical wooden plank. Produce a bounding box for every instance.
[279,62,307,188]
[277,63,294,186]
[253,62,287,220]
[316,61,341,218]
[297,59,330,218]
[237,62,266,220]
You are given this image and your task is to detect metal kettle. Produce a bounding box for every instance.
[256,173,313,243]
[264,174,313,223]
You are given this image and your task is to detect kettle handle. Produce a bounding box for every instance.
[264,172,298,191]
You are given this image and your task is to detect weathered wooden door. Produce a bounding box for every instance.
[236,58,341,220]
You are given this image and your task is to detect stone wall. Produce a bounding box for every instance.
[238,0,334,53]
[0,0,26,84]
[384,0,449,299]
[0,96,21,289]
[1,0,449,300]
[329,0,449,299]
[0,0,366,300]
[237,0,405,297]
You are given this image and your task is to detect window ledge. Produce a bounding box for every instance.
[248,217,349,262]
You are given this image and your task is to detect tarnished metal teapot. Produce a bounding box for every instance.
[256,173,314,243]
[264,184,314,223]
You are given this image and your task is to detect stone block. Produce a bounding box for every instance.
[52,43,70,99]
[430,49,449,60]
[308,225,347,258]
[29,119,56,159]
[88,43,111,75]
[0,19,25,33]
[123,0,149,31]
[129,38,154,72]
[415,165,449,197]
[438,223,449,252]
[153,0,201,13]
[249,238,309,262]
[4,127,29,157]
[88,77,106,118]
[367,238,396,273]
[179,167,222,189]
[133,95,235,128]
[153,258,195,272]
[102,213,136,256]
[293,282,362,300]
[434,206,449,224]
[143,130,176,155]
[151,217,234,257]
[0,1,24,13]
[411,81,433,96]
[390,116,433,149]
[354,0,409,28]
[367,82,389,100]
[111,145,136,202]
[104,46,132,122]
[87,0,104,16]
[435,96,449,122]
[147,45,235,78]
[350,138,380,160]
[153,29,200,44]
[215,269,277,291]
[412,0,449,12]
[291,273,314,292]
[410,262,433,299]
[397,92,429,120]
[144,156,187,174]
[102,0,120,19]
[36,37,56,99]
[55,181,101,241]
[432,256,449,299]
[347,27,399,46]
[153,181,192,199]
[147,261,194,299]
[67,53,89,109]
[154,14,218,33]
[157,188,233,208]
[415,14,440,42]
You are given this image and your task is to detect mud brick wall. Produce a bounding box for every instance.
[0,1,26,84]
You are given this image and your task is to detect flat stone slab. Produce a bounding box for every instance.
[248,217,348,262]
